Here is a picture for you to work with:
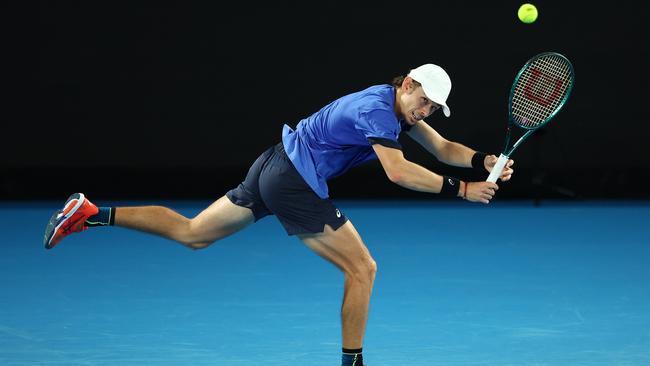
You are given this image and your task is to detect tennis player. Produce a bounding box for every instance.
[44,63,514,366]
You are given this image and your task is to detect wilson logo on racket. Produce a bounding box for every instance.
[523,68,566,107]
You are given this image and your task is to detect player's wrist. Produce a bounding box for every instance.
[471,151,488,172]
[440,176,461,198]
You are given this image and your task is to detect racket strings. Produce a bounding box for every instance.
[511,55,573,129]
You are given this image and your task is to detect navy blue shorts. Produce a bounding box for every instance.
[226,143,348,235]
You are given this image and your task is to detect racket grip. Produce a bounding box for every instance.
[486,153,509,183]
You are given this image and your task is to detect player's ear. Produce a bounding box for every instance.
[402,77,415,93]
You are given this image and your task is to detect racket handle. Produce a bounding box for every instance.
[486,153,509,183]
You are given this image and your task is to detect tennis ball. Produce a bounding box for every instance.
[518,3,538,24]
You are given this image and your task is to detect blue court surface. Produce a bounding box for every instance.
[2,199,649,366]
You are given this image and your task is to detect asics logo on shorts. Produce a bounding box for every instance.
[336,209,341,218]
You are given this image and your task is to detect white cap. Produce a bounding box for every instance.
[407,64,452,117]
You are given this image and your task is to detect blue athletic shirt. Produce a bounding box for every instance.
[282,84,410,199]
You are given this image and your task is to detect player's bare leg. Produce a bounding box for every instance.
[299,221,377,350]
[114,195,255,249]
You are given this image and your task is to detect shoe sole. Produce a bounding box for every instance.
[44,193,86,250]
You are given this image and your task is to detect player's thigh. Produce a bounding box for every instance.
[299,221,376,276]
[189,195,255,242]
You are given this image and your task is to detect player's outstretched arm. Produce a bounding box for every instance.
[406,121,515,181]
[405,120,475,167]
[372,143,444,193]
[372,143,498,203]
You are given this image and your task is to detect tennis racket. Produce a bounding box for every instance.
[486,52,575,183]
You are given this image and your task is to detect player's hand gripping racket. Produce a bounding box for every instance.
[486,52,575,183]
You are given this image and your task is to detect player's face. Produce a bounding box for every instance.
[402,83,441,125]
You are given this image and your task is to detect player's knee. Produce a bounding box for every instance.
[368,258,377,282]
[185,241,212,250]
[348,256,377,285]
[369,258,378,277]
[179,220,215,250]
[182,232,215,250]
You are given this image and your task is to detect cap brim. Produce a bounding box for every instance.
[442,104,450,117]
[427,97,451,117]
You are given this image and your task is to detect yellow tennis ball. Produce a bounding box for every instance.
[518,3,538,24]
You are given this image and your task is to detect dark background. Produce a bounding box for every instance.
[6,1,649,200]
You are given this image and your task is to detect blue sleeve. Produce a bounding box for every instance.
[355,109,400,143]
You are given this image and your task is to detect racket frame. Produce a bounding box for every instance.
[486,52,574,183]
